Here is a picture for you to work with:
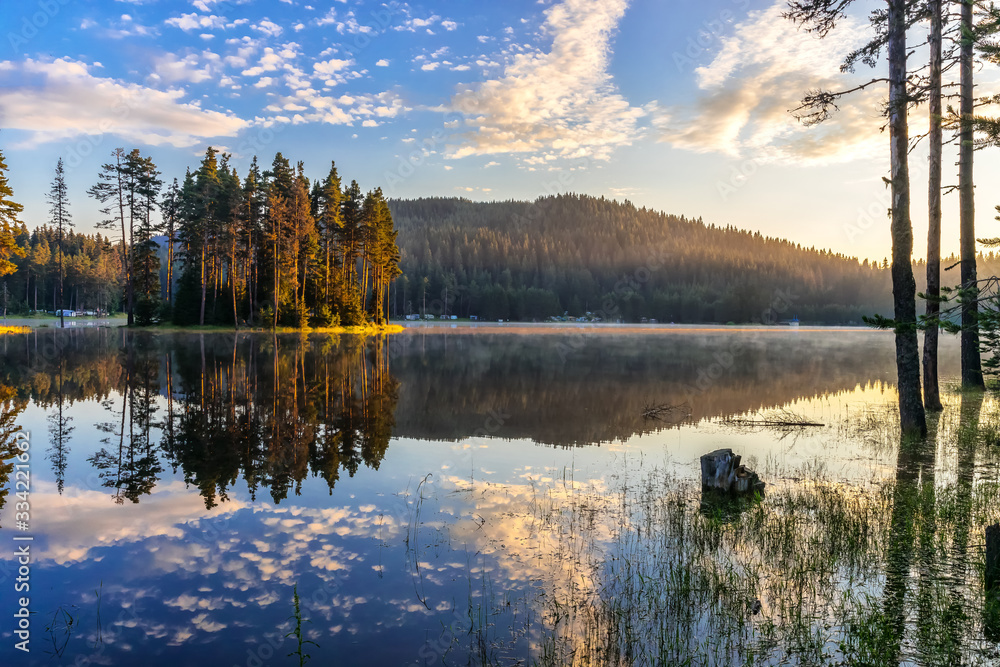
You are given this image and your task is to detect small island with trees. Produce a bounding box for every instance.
[0,145,401,333]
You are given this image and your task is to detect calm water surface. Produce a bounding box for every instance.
[0,326,997,665]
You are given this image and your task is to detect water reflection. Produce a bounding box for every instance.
[1,327,998,666]
[0,384,26,526]
[0,328,945,505]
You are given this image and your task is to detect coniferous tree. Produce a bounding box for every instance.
[178,147,223,326]
[131,154,163,325]
[316,161,343,313]
[959,0,986,388]
[924,0,944,410]
[783,0,926,436]
[242,158,264,324]
[291,167,318,327]
[0,149,26,278]
[161,179,181,308]
[46,158,72,327]
[89,148,135,324]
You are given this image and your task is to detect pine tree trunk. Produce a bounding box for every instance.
[199,242,207,326]
[924,0,944,411]
[232,238,239,329]
[59,227,64,329]
[167,235,173,305]
[273,232,279,329]
[889,0,927,436]
[960,0,985,388]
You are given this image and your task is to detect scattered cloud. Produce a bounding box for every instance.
[252,19,283,37]
[375,59,390,67]
[151,52,214,83]
[240,43,299,77]
[655,0,881,165]
[0,58,249,148]
[166,13,227,32]
[445,0,643,161]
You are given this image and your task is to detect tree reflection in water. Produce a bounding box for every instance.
[80,332,399,507]
[0,383,26,528]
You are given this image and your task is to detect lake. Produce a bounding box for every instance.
[0,325,998,665]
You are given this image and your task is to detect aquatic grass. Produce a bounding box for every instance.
[514,405,1000,666]
[286,585,318,667]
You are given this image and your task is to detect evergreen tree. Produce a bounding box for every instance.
[0,148,26,278]
[316,161,343,310]
[131,154,163,325]
[88,149,135,324]
[161,179,181,308]
[46,158,73,327]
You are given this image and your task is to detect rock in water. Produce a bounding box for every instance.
[700,448,765,495]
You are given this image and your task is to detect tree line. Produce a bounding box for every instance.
[0,146,402,329]
[392,195,895,324]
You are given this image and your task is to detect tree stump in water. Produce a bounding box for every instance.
[986,524,1000,641]
[700,448,765,495]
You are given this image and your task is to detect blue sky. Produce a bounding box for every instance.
[2,0,998,262]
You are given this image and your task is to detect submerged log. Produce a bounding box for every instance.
[700,448,765,495]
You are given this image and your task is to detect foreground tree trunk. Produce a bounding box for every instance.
[960,0,985,388]
[924,0,944,411]
[888,0,926,436]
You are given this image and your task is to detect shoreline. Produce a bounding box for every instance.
[0,317,887,335]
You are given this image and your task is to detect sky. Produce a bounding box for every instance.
[2,0,999,263]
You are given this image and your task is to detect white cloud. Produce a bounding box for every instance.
[152,52,213,83]
[166,13,226,32]
[446,0,642,161]
[0,58,249,148]
[240,43,299,76]
[395,14,442,32]
[193,0,248,11]
[655,0,881,165]
[421,62,440,71]
[314,58,351,76]
[261,88,408,129]
[253,19,283,37]
[318,9,374,35]
[442,20,458,31]
[375,59,390,67]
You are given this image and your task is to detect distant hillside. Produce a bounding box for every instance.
[388,195,895,324]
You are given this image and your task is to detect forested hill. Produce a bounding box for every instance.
[389,194,895,324]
